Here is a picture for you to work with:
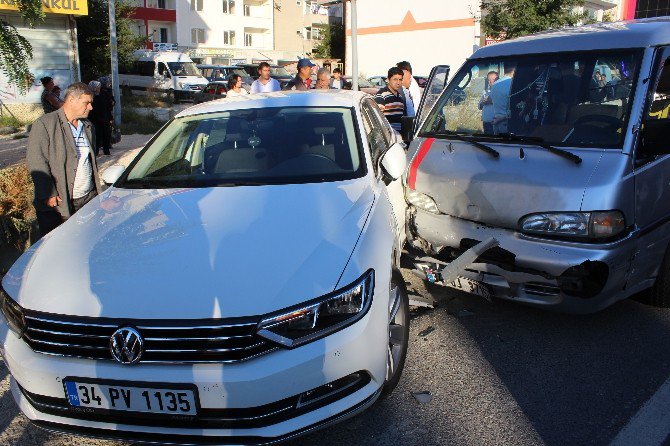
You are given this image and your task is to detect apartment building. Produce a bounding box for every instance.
[622,0,670,18]
[273,0,330,62]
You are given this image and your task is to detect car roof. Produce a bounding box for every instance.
[473,17,670,59]
[197,65,242,69]
[176,90,367,118]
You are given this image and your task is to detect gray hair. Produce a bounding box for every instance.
[317,68,331,79]
[64,82,94,100]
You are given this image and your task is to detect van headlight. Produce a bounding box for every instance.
[0,284,26,339]
[256,270,374,348]
[519,211,625,239]
[406,189,440,214]
[177,82,189,89]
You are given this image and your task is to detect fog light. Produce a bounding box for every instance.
[558,261,609,298]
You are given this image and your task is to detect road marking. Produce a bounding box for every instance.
[610,375,670,446]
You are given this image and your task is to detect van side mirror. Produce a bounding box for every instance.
[380,142,407,181]
[400,116,415,143]
[639,120,670,158]
[101,165,125,185]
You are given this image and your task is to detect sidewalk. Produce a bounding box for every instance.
[97,134,153,174]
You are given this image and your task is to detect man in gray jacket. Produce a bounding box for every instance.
[27,82,101,237]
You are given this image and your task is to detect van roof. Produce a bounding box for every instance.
[473,17,670,59]
[133,51,194,62]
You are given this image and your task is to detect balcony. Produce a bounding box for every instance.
[129,0,177,22]
[243,0,272,19]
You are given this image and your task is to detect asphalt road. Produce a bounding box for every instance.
[0,136,29,169]
[1,271,670,446]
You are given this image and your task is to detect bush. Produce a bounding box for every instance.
[0,164,36,261]
[0,114,28,129]
[120,107,166,135]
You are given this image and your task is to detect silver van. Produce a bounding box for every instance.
[405,18,670,313]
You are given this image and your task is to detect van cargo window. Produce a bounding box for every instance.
[419,50,641,148]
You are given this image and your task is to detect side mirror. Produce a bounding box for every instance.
[101,164,125,185]
[380,142,407,181]
[639,120,670,158]
[400,116,415,143]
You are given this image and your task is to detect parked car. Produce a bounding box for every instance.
[1,90,410,443]
[197,64,252,91]
[193,81,227,103]
[404,18,670,313]
[236,63,293,89]
[342,76,378,95]
[367,76,386,89]
[119,51,208,102]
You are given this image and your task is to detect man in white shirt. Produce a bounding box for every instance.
[330,67,344,89]
[250,62,281,93]
[397,61,423,118]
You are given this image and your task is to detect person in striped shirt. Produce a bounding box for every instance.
[374,67,406,132]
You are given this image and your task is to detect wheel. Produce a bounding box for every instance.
[381,270,410,397]
[648,245,670,307]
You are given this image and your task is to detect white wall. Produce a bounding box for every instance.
[345,0,480,78]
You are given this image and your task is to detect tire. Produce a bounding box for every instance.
[648,245,670,307]
[381,270,410,398]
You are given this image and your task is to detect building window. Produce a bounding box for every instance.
[312,25,323,40]
[244,3,250,15]
[296,0,301,5]
[223,0,235,13]
[191,0,203,11]
[304,26,311,40]
[191,28,205,44]
[159,27,168,42]
[223,30,236,46]
[245,32,253,47]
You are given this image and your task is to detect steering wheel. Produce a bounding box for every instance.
[300,153,335,163]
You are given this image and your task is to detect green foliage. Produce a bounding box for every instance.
[312,23,344,60]
[76,0,146,82]
[480,0,587,40]
[0,164,36,255]
[120,107,165,135]
[0,0,43,94]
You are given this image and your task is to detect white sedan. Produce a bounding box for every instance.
[0,90,410,444]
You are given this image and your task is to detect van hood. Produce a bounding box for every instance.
[3,180,374,319]
[408,137,604,229]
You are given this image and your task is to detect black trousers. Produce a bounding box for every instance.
[36,190,98,239]
[95,122,112,156]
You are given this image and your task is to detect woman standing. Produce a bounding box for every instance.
[226,74,248,97]
[93,77,115,156]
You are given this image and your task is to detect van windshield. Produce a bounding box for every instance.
[119,107,364,188]
[168,62,201,77]
[419,50,641,148]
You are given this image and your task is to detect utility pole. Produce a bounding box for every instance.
[109,0,122,126]
[350,0,358,91]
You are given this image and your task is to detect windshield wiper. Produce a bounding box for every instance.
[495,133,582,165]
[423,129,500,159]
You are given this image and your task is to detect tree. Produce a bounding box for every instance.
[0,0,44,93]
[312,23,344,60]
[76,0,145,82]
[480,0,587,40]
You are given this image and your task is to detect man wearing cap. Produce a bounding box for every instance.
[40,76,63,114]
[284,58,315,91]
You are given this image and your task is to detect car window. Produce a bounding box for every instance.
[361,101,389,174]
[648,58,670,120]
[420,50,641,148]
[121,107,365,187]
[364,98,393,145]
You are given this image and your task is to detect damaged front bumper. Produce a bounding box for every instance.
[407,208,638,313]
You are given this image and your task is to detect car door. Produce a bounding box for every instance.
[360,99,407,247]
[414,65,450,134]
[631,46,670,282]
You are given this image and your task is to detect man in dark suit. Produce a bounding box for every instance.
[27,82,101,238]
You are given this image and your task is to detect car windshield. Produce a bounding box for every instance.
[168,62,201,77]
[271,66,291,77]
[120,107,364,188]
[231,68,249,78]
[419,50,641,148]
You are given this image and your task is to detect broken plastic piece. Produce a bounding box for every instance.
[412,391,432,404]
[439,237,499,285]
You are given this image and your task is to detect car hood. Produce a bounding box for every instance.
[408,137,604,229]
[4,180,375,319]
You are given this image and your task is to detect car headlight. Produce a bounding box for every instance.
[405,189,440,214]
[519,211,625,239]
[0,284,26,339]
[256,270,374,348]
[178,82,189,89]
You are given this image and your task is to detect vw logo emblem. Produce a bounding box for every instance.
[110,327,144,365]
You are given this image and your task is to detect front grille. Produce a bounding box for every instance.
[523,282,561,297]
[190,85,203,90]
[21,311,276,363]
[18,372,371,430]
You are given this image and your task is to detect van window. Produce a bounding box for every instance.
[134,61,156,77]
[157,62,170,77]
[168,62,200,76]
[419,50,641,148]
[648,59,670,120]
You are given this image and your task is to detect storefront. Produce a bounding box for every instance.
[0,0,88,121]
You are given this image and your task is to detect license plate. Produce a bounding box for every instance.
[446,276,492,300]
[64,380,198,415]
